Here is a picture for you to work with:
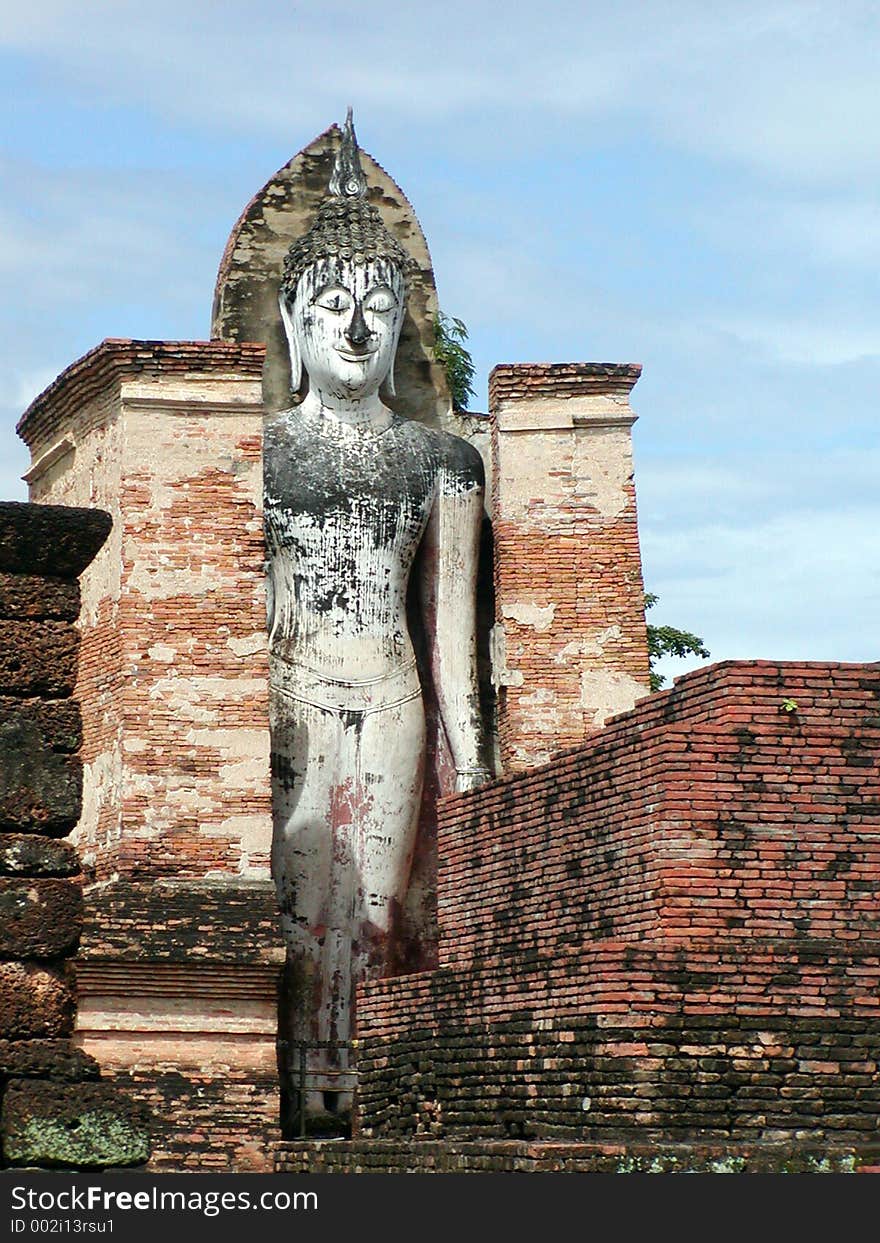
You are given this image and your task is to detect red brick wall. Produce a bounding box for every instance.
[352,661,880,1146]
[437,661,880,961]
[117,421,270,879]
[489,363,644,404]
[101,1067,279,1172]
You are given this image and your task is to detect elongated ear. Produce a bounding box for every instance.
[279,290,302,394]
[382,297,405,399]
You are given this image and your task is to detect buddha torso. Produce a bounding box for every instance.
[265,405,473,684]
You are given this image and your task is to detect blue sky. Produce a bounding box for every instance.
[2,1,878,685]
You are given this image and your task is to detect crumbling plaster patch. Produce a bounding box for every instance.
[580,670,650,727]
[497,427,633,526]
[572,426,633,521]
[227,633,267,659]
[501,601,556,631]
[555,626,623,663]
[489,624,524,689]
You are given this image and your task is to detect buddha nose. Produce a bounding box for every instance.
[345,301,371,348]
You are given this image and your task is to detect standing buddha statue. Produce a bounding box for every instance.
[264,110,489,1128]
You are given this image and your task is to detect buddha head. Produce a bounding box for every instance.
[279,110,414,404]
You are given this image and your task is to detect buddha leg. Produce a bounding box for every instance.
[270,680,425,1125]
[326,691,426,1117]
[351,692,426,943]
[271,691,349,1119]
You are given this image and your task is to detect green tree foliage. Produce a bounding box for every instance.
[433,312,476,411]
[645,592,710,692]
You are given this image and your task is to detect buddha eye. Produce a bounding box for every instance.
[364,287,397,314]
[314,286,352,312]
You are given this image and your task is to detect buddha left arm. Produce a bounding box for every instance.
[419,441,490,794]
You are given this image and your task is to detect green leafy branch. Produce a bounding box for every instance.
[433,312,476,412]
[646,592,710,692]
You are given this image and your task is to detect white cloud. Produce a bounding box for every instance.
[717,315,880,367]
[0,158,213,310]
[642,501,880,673]
[3,2,880,183]
[639,448,880,525]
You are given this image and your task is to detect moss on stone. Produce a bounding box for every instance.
[3,1108,149,1169]
[1,1080,150,1169]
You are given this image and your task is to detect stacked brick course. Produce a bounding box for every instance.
[489,363,643,403]
[489,363,650,771]
[17,339,266,453]
[74,879,283,1172]
[0,501,148,1169]
[277,1139,874,1174]
[276,660,880,1172]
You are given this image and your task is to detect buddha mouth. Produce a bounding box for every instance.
[336,347,377,362]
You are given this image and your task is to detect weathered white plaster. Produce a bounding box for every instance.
[147,642,177,663]
[494,395,637,527]
[580,670,650,726]
[494,393,633,431]
[147,676,269,703]
[22,435,75,485]
[121,377,262,411]
[218,756,270,788]
[183,727,268,752]
[215,814,273,876]
[554,625,623,663]
[78,995,275,1034]
[490,624,524,689]
[572,426,633,520]
[519,686,558,708]
[227,633,267,658]
[502,601,556,631]
[510,743,552,768]
[495,429,572,524]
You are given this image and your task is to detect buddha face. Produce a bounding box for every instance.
[284,256,405,403]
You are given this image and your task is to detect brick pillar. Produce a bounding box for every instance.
[17,340,282,1170]
[17,339,272,882]
[489,363,650,772]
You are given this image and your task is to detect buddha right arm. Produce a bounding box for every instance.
[418,439,491,792]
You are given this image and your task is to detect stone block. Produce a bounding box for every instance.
[0,574,80,622]
[0,962,74,1038]
[0,878,83,958]
[0,835,80,876]
[0,698,81,752]
[1,1080,150,1168]
[0,718,82,833]
[80,879,284,964]
[0,1039,99,1081]
[0,502,111,579]
[0,621,78,698]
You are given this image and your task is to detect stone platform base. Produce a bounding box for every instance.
[275,1139,880,1174]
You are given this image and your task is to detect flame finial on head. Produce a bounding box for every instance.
[328,107,368,200]
[279,110,415,300]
